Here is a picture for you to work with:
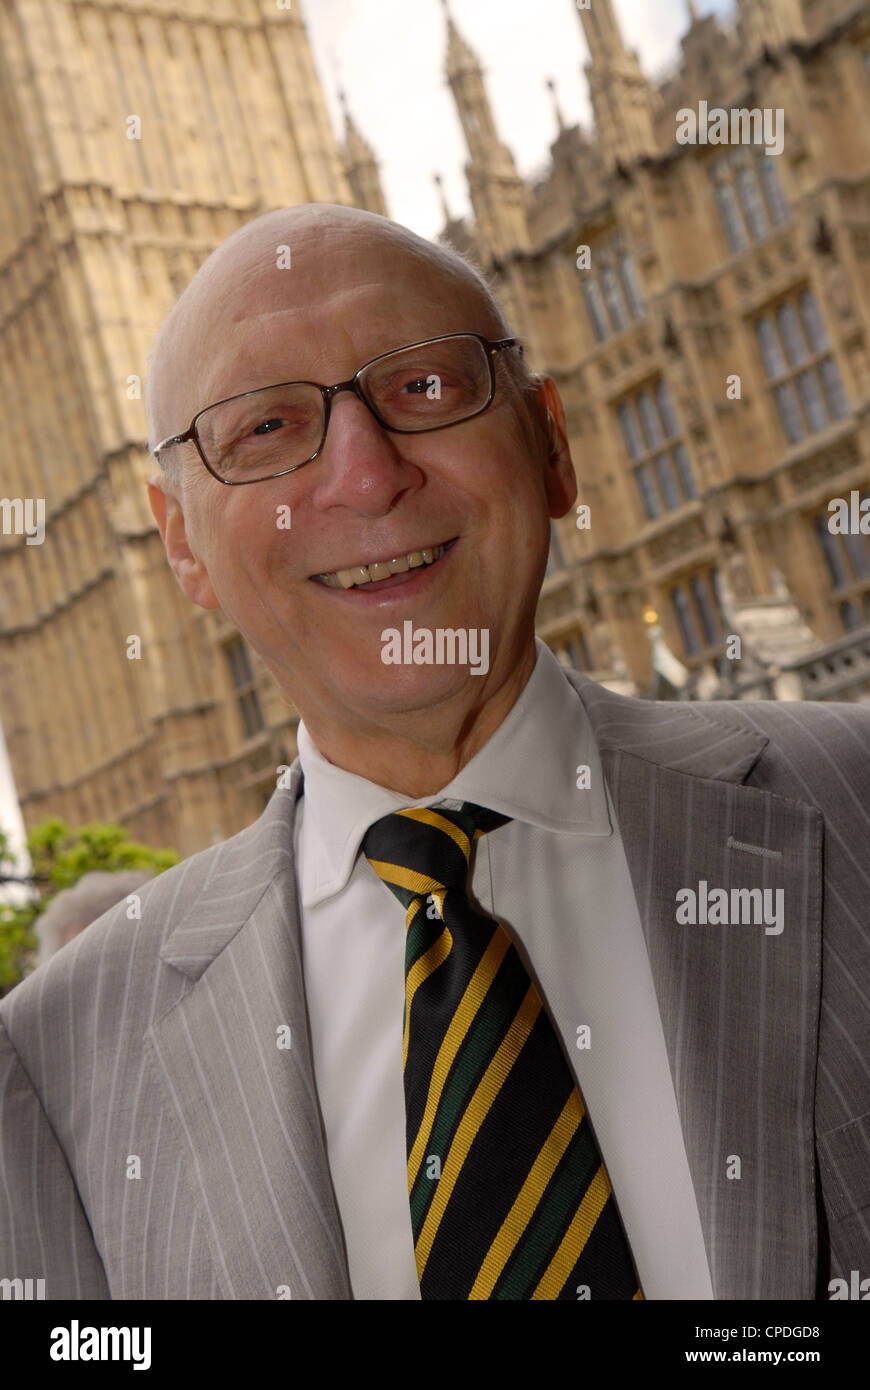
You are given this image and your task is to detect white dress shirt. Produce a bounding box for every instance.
[294,638,713,1300]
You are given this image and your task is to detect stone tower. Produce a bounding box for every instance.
[441,0,529,261]
[736,0,806,59]
[339,90,389,217]
[575,0,656,169]
[0,0,363,856]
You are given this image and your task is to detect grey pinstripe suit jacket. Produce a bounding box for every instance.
[2,673,869,1300]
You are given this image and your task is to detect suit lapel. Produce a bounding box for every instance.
[145,767,351,1300]
[566,673,823,1299]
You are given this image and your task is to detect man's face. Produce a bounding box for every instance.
[148,221,577,744]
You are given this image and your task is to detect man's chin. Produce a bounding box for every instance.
[343,655,493,717]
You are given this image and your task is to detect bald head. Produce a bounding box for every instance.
[146,203,526,478]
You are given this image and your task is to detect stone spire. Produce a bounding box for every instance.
[736,0,806,61]
[337,90,387,216]
[546,77,566,136]
[443,0,479,77]
[579,0,630,66]
[433,172,452,224]
[575,0,657,169]
[440,0,529,259]
[441,0,510,168]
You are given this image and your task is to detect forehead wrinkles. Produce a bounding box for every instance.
[150,223,500,437]
[182,280,491,415]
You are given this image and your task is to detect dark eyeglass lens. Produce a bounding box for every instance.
[361,336,490,430]
[198,384,324,480]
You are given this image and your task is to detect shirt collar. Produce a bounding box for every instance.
[296,637,612,906]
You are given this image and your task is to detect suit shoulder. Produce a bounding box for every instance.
[693,695,870,754]
[689,697,870,813]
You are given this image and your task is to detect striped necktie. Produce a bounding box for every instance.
[362,800,643,1301]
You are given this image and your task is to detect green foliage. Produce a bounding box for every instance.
[0,819,180,997]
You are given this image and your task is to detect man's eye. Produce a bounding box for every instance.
[246,410,317,439]
[394,373,461,397]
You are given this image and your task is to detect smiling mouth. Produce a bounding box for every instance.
[312,538,458,589]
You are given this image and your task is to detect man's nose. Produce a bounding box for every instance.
[309,392,424,515]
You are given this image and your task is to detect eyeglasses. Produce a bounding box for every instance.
[153,332,523,486]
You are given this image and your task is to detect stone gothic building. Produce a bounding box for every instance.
[0,0,868,857]
[436,0,870,708]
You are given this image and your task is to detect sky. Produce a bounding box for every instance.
[303,0,737,240]
[0,0,737,881]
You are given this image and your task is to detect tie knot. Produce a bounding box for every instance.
[362,801,510,906]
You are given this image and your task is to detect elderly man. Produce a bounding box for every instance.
[1,205,868,1303]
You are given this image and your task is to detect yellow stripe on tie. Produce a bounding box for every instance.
[367,860,444,900]
[403,927,453,1070]
[404,891,445,936]
[468,1092,584,1299]
[406,927,510,1190]
[397,808,472,861]
[531,1162,611,1300]
[633,1287,644,1300]
[414,984,541,1279]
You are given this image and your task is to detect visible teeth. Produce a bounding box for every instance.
[318,541,450,588]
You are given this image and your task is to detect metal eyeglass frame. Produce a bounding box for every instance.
[153,331,523,486]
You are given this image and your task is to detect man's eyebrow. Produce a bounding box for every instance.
[199,329,483,406]
[203,365,307,402]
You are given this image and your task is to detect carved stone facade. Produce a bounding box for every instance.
[436,0,870,704]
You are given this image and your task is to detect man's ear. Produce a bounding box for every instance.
[147,479,222,611]
[536,376,578,519]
